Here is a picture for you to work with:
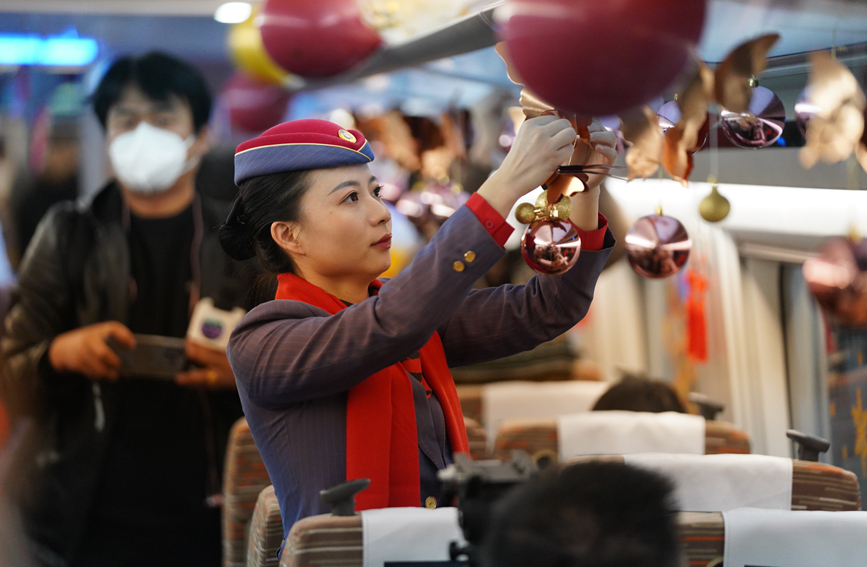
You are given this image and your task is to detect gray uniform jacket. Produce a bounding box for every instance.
[227,205,614,540]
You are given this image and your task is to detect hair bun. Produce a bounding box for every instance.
[219,196,256,261]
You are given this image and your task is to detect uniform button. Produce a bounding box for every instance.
[452,261,465,272]
[425,496,437,509]
[484,220,494,229]
[464,251,476,263]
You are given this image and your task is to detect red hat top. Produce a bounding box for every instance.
[234,119,374,186]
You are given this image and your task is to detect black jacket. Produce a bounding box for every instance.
[0,182,262,565]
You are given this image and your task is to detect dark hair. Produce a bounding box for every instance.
[219,170,311,274]
[592,375,686,414]
[91,51,212,132]
[480,462,680,567]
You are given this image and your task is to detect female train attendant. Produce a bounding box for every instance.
[221,117,616,533]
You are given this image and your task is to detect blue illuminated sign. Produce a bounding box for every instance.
[0,34,98,66]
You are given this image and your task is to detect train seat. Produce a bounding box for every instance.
[222,418,272,567]
[680,508,867,567]
[493,413,751,461]
[280,507,463,567]
[247,485,283,567]
[567,453,860,512]
[456,380,609,438]
[463,416,489,460]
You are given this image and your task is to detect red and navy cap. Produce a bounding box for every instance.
[234,119,375,186]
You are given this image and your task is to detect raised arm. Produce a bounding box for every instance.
[227,205,505,409]
[437,229,614,368]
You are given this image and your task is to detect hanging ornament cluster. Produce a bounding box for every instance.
[515,193,581,275]
[803,235,867,327]
[625,208,692,279]
[617,34,781,186]
[499,0,708,117]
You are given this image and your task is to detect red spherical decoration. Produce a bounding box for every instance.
[501,0,707,116]
[720,86,786,149]
[625,214,691,279]
[803,237,867,327]
[222,73,291,133]
[521,218,581,275]
[259,0,382,79]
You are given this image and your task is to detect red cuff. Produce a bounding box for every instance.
[466,193,514,247]
[575,213,609,251]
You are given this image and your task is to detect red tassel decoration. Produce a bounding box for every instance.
[685,268,709,362]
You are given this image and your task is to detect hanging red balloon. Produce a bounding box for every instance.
[500,0,707,117]
[259,0,383,79]
[222,73,291,133]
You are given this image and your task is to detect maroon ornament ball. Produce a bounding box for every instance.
[222,73,291,133]
[720,86,786,149]
[501,0,707,116]
[259,0,382,79]
[803,237,867,327]
[521,218,582,275]
[625,214,691,279]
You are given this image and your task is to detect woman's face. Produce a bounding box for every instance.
[290,164,392,281]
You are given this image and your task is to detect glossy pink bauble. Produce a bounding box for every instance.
[501,0,707,116]
[222,73,290,133]
[521,218,581,275]
[625,214,691,278]
[720,86,786,149]
[803,237,867,327]
[259,0,383,78]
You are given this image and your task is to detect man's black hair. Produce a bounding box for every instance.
[479,461,681,567]
[592,375,686,414]
[91,51,212,133]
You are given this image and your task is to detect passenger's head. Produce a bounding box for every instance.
[480,462,681,567]
[91,52,212,195]
[92,51,211,137]
[592,375,686,414]
[220,120,391,279]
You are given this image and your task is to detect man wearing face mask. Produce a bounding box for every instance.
[1,52,260,566]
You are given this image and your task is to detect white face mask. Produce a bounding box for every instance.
[109,121,199,194]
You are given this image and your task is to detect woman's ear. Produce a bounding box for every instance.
[271,221,305,257]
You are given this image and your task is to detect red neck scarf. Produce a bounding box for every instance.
[275,273,469,510]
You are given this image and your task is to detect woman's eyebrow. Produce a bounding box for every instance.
[329,180,361,195]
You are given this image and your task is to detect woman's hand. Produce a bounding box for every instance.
[569,118,618,231]
[583,118,618,191]
[477,115,577,217]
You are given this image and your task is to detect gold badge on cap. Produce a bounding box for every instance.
[338,129,357,143]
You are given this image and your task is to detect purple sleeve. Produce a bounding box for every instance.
[437,229,615,368]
